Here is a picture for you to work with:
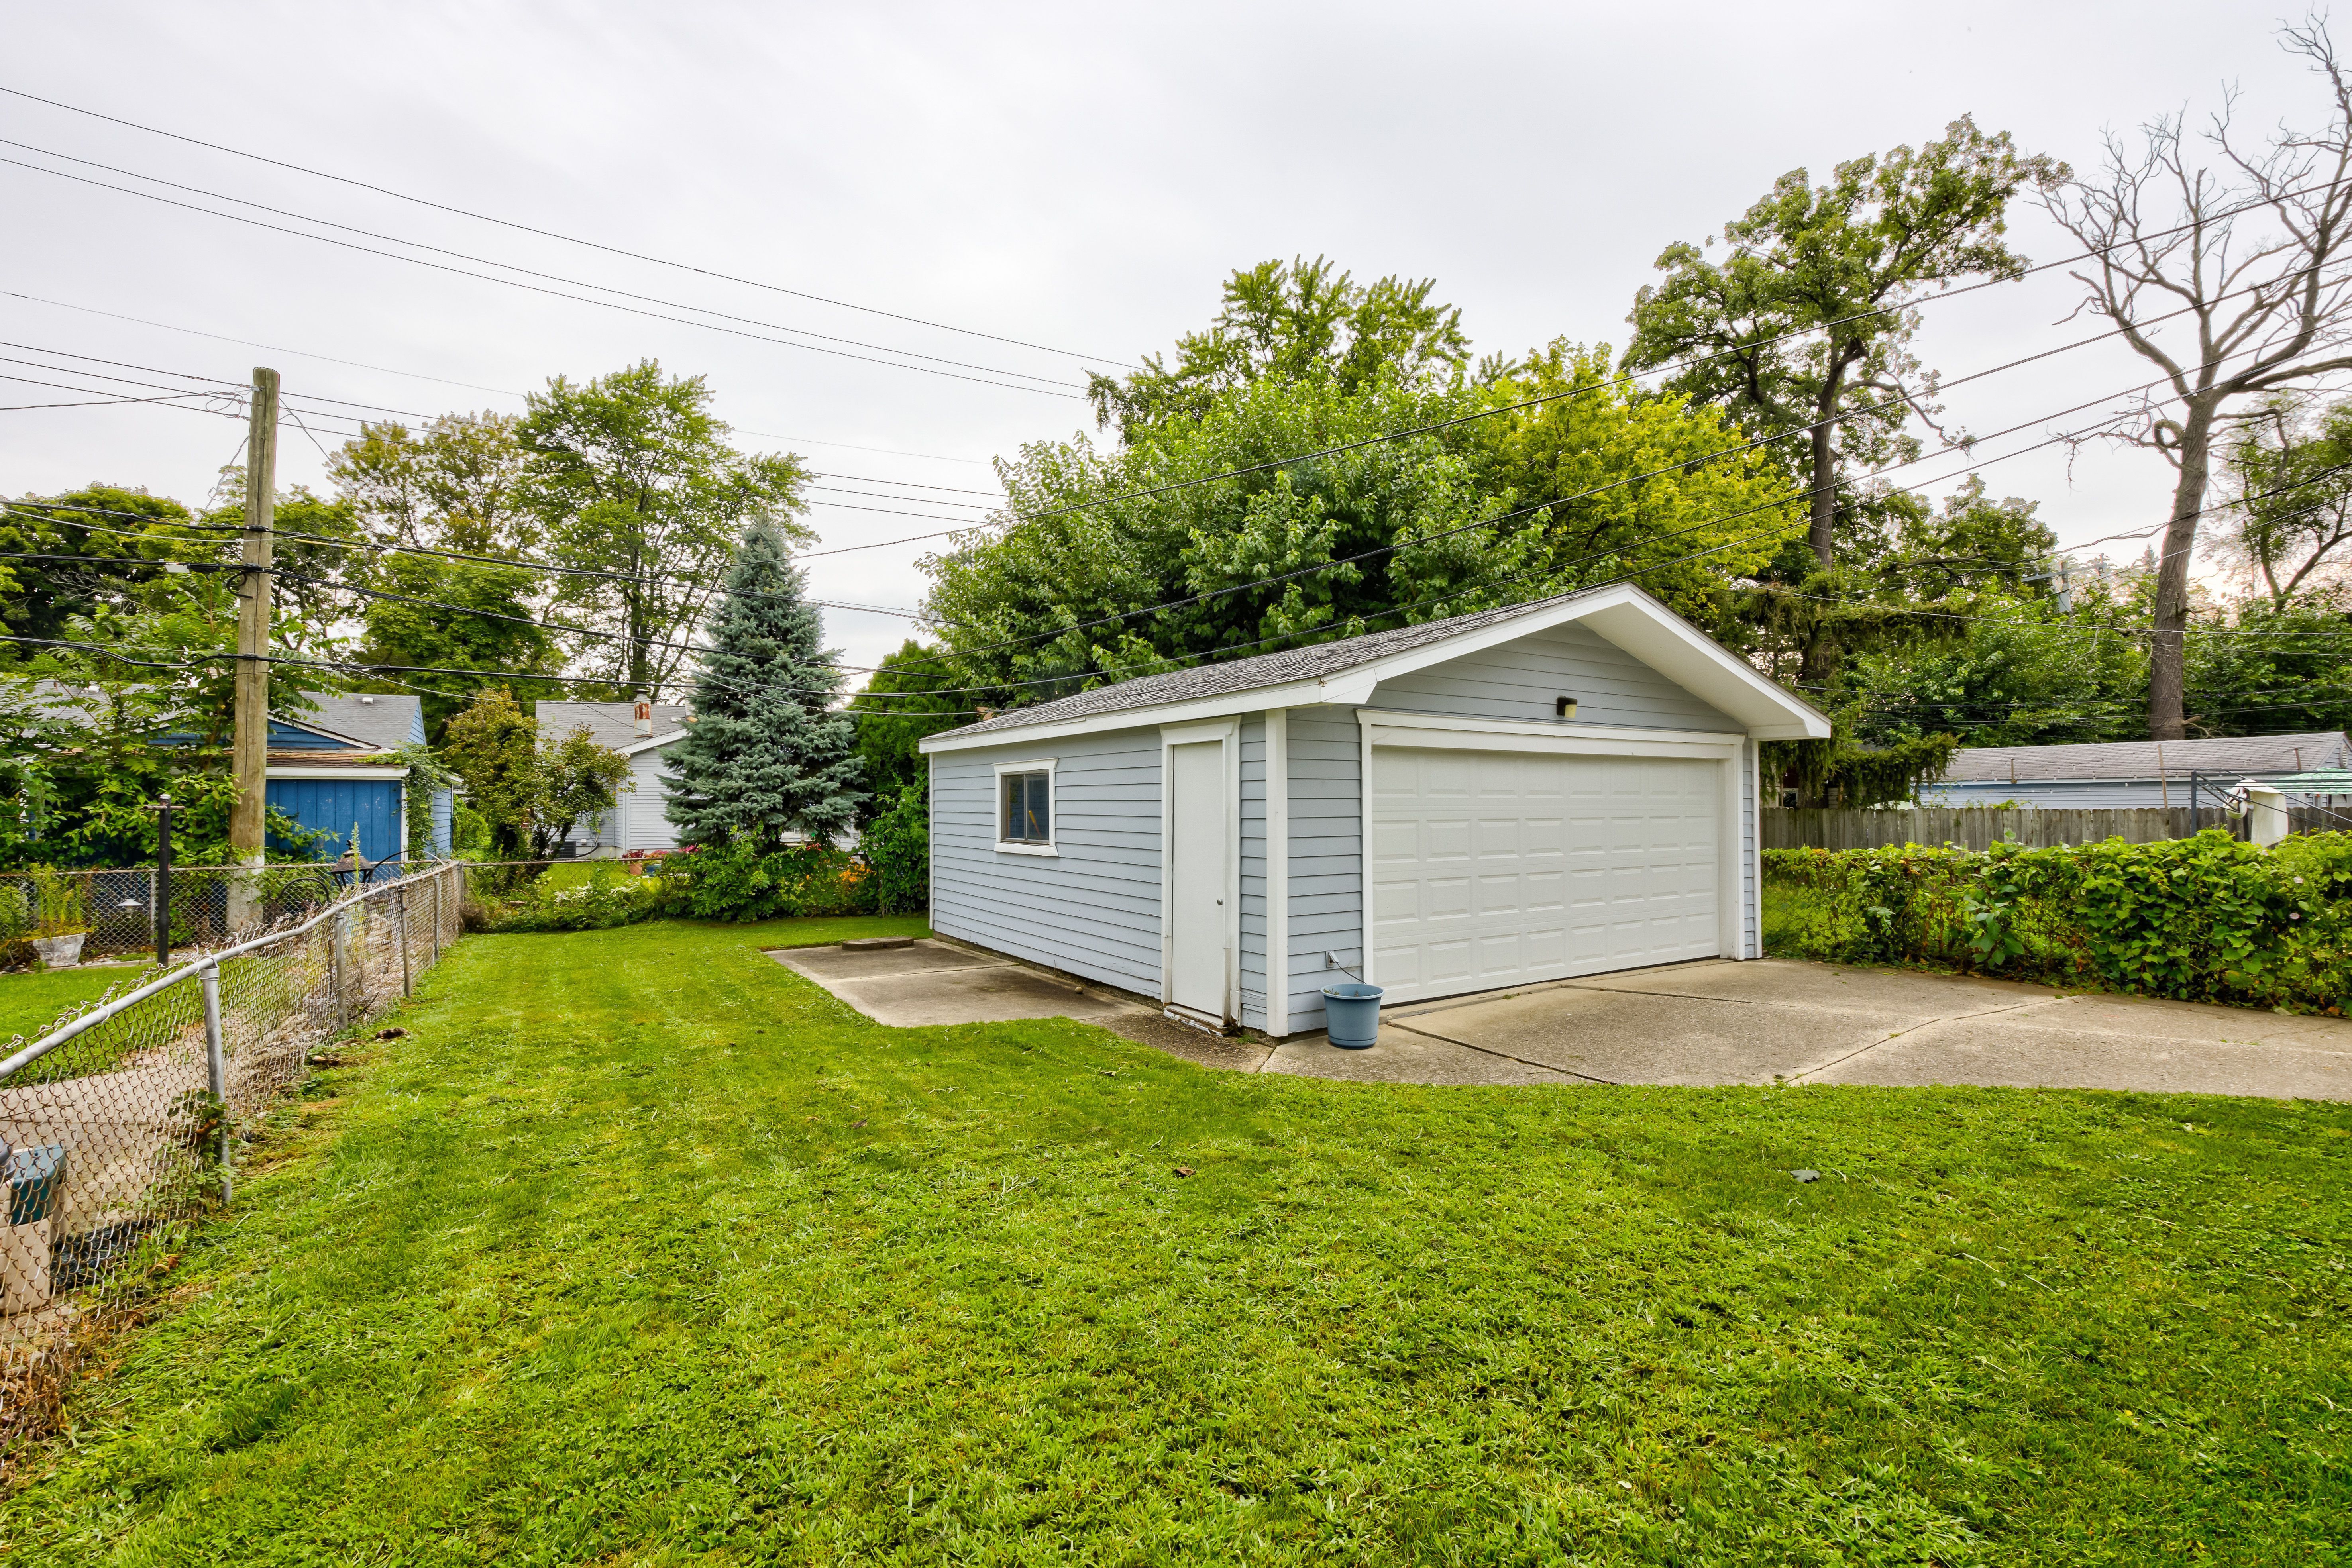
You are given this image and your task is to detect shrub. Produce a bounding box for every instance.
[1762,830,2352,1013]
[657,840,878,923]
[860,784,929,915]
[479,860,669,934]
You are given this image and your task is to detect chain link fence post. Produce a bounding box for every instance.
[200,960,230,1205]
[397,886,412,998]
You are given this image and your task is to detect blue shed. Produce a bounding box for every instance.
[260,693,447,863]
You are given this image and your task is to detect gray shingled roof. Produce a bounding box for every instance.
[1942,732,2352,783]
[296,692,420,752]
[938,588,1613,740]
[536,699,693,750]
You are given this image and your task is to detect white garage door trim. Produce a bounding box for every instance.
[1356,709,1743,1003]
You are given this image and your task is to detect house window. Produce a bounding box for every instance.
[1001,770,1052,845]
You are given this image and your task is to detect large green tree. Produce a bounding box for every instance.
[666,520,862,848]
[1087,256,1473,440]
[2214,396,2352,610]
[928,339,1797,706]
[352,555,562,740]
[517,361,809,697]
[846,639,965,817]
[331,412,530,555]
[1625,118,2063,571]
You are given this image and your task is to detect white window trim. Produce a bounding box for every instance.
[992,757,1059,856]
[1158,719,1241,1028]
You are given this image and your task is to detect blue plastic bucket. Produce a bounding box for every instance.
[1321,982,1386,1049]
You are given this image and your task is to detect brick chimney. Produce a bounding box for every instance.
[634,693,653,739]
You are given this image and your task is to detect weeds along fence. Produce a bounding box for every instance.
[0,862,463,1452]
[0,860,448,966]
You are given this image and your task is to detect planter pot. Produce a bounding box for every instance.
[30,933,86,968]
[1321,982,1386,1049]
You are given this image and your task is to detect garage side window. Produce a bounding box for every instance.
[1000,770,1051,845]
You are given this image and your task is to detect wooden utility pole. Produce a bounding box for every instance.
[226,367,279,932]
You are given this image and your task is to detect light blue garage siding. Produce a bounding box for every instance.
[929,727,1163,997]
[1279,705,1363,1034]
[1238,718,1268,1030]
[1365,620,1736,731]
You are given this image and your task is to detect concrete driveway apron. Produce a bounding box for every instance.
[1284,958,2352,1099]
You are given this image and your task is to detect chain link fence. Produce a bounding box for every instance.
[0,860,451,967]
[0,862,465,1452]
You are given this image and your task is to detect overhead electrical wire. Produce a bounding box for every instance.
[0,151,1087,398]
[0,136,1099,392]
[3,289,1000,465]
[13,341,2339,716]
[0,82,1136,369]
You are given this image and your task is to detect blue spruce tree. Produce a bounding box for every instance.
[666,519,864,846]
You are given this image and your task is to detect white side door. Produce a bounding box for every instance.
[1370,745,1722,1004]
[1166,739,1228,1021]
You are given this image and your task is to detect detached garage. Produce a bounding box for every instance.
[918,584,1830,1036]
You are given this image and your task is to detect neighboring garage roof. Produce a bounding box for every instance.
[923,582,1831,751]
[1941,732,2352,783]
[537,699,693,750]
[294,692,422,751]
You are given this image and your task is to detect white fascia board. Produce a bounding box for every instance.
[1578,596,1832,740]
[620,730,689,756]
[1326,584,1830,740]
[918,585,1831,753]
[266,765,412,781]
[920,677,1332,754]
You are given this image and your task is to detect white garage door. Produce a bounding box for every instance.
[1369,746,1722,1004]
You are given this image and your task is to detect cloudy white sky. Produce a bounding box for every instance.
[0,0,2332,678]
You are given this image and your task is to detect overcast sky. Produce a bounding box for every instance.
[0,0,2332,679]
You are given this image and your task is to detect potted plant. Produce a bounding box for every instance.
[27,865,89,969]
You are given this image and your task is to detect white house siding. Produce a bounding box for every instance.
[1364,622,1736,732]
[1280,705,1364,1033]
[930,727,1163,997]
[1238,718,1269,1032]
[622,748,682,850]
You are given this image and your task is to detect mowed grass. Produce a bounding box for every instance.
[0,961,159,1046]
[3,918,2347,1565]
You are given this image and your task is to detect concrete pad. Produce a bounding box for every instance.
[1551,958,2058,1015]
[2006,992,2352,1051]
[1804,1006,2352,1099]
[1264,1027,1574,1086]
[769,939,1005,982]
[1393,984,1955,1085]
[805,965,1141,1028]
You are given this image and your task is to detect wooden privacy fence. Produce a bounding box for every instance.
[1764,806,2213,851]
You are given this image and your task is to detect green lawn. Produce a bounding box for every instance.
[0,960,159,1047]
[3,915,2346,1564]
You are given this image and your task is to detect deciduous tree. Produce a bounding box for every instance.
[2045,18,2352,739]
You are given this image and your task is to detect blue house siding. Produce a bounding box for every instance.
[267,779,404,863]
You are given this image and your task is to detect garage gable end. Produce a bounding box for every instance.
[1366,618,1738,733]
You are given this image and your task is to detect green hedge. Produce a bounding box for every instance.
[1762,831,2352,1014]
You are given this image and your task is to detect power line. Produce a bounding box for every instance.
[4,289,999,465]
[0,136,1096,393]
[0,83,1135,370]
[0,150,1086,399]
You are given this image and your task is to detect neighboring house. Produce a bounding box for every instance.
[538,699,691,856]
[29,684,450,864]
[1917,732,2352,811]
[917,583,1830,1038]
